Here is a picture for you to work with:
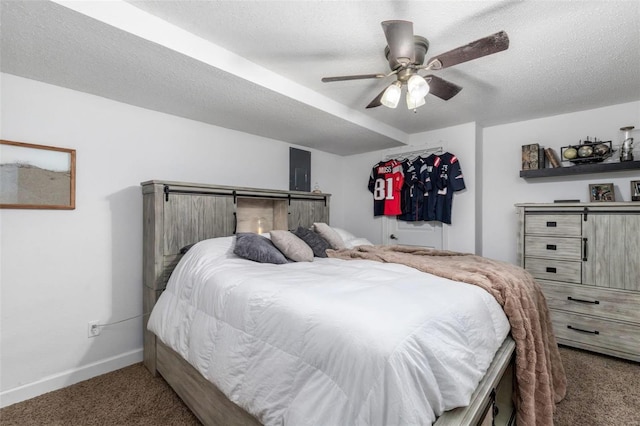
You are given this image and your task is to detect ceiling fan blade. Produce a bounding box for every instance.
[365,87,389,109]
[425,74,462,100]
[321,74,386,83]
[381,20,415,68]
[427,31,509,70]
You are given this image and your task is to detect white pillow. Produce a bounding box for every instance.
[190,236,236,258]
[345,238,374,249]
[332,227,357,244]
[313,222,346,249]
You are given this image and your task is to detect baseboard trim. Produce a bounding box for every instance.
[0,348,143,408]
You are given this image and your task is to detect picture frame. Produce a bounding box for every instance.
[588,183,615,202]
[632,180,640,202]
[0,140,76,209]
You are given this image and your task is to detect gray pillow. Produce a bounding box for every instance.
[293,227,330,258]
[233,233,288,264]
[270,230,314,262]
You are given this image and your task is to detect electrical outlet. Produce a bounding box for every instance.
[87,320,101,338]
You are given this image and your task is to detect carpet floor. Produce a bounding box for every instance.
[1,346,638,425]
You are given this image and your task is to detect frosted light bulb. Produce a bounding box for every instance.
[406,92,426,110]
[407,75,430,99]
[381,82,402,108]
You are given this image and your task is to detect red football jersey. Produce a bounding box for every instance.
[368,160,405,216]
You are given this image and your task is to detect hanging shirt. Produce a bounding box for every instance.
[433,152,466,224]
[368,160,404,216]
[420,154,441,222]
[398,157,426,221]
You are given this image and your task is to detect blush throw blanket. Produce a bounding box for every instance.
[327,245,566,426]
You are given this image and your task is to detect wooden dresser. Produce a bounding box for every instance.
[516,202,640,362]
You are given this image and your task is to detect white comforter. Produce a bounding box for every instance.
[148,237,510,426]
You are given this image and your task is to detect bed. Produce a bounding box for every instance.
[141,180,563,426]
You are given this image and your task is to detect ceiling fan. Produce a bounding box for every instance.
[321,21,509,111]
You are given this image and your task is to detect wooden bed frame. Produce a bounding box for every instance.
[142,180,516,426]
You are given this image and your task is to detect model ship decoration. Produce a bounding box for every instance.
[561,137,613,164]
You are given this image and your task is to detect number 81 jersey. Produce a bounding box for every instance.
[368,160,404,216]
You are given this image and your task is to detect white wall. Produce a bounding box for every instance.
[0,73,346,406]
[475,125,484,255]
[482,101,640,264]
[341,122,478,254]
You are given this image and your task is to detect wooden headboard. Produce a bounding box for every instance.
[141,180,331,373]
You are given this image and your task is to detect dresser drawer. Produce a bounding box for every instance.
[525,214,582,236]
[539,280,640,324]
[551,310,640,358]
[524,236,582,260]
[525,258,581,283]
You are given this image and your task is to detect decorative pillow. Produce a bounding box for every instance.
[179,236,236,257]
[313,222,346,250]
[332,227,357,245]
[233,233,288,264]
[179,243,197,254]
[345,237,374,249]
[270,230,314,262]
[198,236,236,258]
[293,227,331,258]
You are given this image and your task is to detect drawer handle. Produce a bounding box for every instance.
[546,221,557,227]
[546,244,557,250]
[567,325,599,335]
[546,267,557,273]
[567,296,599,304]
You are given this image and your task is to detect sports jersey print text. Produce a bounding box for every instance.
[372,165,401,201]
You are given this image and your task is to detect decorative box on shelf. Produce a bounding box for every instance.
[521,143,544,170]
[560,139,613,164]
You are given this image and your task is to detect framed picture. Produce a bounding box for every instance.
[632,180,640,201]
[589,183,615,202]
[0,140,76,209]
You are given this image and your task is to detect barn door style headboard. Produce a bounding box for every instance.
[141,180,330,373]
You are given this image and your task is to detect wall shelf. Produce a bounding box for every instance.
[520,160,640,178]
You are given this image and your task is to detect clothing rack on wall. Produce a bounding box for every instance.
[382,146,444,161]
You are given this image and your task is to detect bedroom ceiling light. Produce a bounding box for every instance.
[380,81,402,108]
[406,74,429,110]
[406,91,426,109]
[323,21,510,112]
[381,75,430,111]
[407,74,430,99]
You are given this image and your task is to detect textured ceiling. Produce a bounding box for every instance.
[2,1,639,156]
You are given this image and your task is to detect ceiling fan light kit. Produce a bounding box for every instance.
[322,20,510,112]
[406,91,426,110]
[408,75,429,97]
[381,81,402,108]
[381,75,430,111]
